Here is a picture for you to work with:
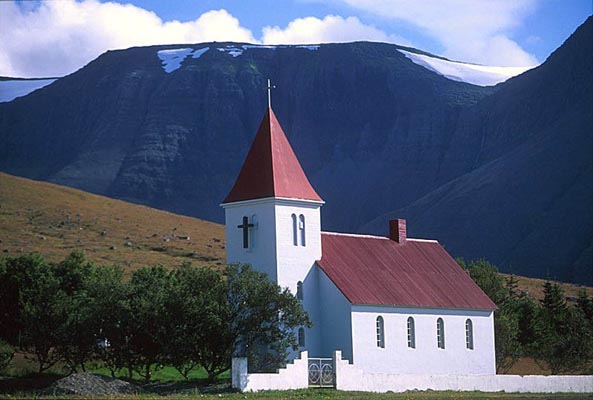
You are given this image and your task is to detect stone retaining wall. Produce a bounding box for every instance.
[232,350,593,393]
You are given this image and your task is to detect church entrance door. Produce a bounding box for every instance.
[308,358,335,388]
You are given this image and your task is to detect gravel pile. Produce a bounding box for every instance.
[45,373,143,396]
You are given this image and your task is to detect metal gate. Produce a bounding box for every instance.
[308,357,335,388]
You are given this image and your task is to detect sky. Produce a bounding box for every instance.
[0,0,591,78]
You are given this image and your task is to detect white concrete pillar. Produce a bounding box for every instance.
[232,357,248,391]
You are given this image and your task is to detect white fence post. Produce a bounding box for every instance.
[231,357,248,391]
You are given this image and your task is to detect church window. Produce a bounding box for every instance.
[299,214,306,246]
[437,318,445,349]
[376,316,385,348]
[298,328,305,347]
[407,317,416,348]
[292,214,298,246]
[297,281,303,300]
[465,319,474,350]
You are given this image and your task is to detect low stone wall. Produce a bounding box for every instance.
[232,350,593,393]
[334,351,593,393]
[232,351,309,392]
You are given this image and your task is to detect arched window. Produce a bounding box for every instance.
[436,318,445,349]
[465,319,474,350]
[296,281,303,300]
[376,316,385,348]
[407,317,416,349]
[291,214,298,246]
[298,328,305,347]
[299,214,306,246]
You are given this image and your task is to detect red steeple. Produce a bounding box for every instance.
[223,108,322,203]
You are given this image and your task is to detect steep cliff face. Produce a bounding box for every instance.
[0,17,591,284]
[363,17,593,284]
[0,41,492,226]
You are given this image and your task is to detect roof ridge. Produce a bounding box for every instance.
[321,231,389,239]
[266,108,277,195]
[407,238,439,243]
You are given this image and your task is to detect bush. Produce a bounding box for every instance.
[0,340,14,372]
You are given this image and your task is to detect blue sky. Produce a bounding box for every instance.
[126,0,591,62]
[0,0,591,77]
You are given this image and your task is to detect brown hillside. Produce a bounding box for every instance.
[0,172,225,273]
[1,172,591,303]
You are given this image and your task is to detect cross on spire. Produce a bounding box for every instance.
[267,78,275,108]
[237,216,254,248]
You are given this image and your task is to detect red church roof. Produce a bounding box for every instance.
[223,108,322,203]
[317,233,496,310]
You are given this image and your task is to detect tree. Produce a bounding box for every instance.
[92,265,130,378]
[531,282,592,374]
[163,264,233,380]
[126,266,172,382]
[463,259,523,373]
[53,252,98,373]
[576,289,593,324]
[465,259,506,305]
[8,254,66,372]
[0,340,14,373]
[226,264,312,372]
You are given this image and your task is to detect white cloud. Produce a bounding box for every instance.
[333,0,539,66]
[0,0,540,77]
[0,1,256,77]
[262,15,406,45]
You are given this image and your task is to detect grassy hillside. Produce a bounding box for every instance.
[1,171,591,301]
[0,172,225,273]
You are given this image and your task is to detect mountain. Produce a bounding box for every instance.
[363,17,593,284]
[0,172,225,271]
[0,40,494,227]
[0,17,591,283]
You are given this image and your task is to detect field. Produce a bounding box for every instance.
[0,172,225,273]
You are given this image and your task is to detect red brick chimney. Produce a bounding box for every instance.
[389,219,406,243]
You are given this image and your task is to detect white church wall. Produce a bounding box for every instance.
[350,305,495,375]
[232,351,309,392]
[273,198,322,359]
[223,198,279,281]
[317,267,353,360]
[273,198,322,293]
[225,197,324,361]
[334,351,593,393]
[297,265,322,358]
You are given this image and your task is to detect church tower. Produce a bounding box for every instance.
[221,107,324,296]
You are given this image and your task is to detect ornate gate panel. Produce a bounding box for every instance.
[308,357,335,388]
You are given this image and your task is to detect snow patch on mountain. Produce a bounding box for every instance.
[399,50,533,86]
[158,47,210,73]
[296,45,319,51]
[242,45,278,50]
[192,47,210,59]
[158,44,319,69]
[217,46,243,57]
[158,48,193,73]
[0,79,57,102]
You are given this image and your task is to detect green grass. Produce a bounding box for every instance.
[1,389,591,400]
[86,364,231,382]
[4,355,228,383]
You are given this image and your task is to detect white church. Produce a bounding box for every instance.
[222,106,497,378]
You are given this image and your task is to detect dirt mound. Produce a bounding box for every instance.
[45,373,143,396]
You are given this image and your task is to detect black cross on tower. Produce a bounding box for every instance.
[237,216,254,249]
